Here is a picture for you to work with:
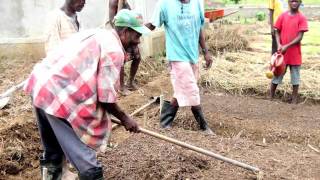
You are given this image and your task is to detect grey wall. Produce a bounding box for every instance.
[0,0,106,40]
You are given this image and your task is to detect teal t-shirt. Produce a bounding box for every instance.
[152,0,205,64]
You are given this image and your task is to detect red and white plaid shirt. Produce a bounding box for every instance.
[24,29,124,149]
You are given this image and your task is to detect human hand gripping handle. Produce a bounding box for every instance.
[102,102,140,133]
[277,44,289,54]
[121,115,140,133]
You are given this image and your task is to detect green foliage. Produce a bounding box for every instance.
[222,0,241,4]
[230,0,241,4]
[255,11,266,21]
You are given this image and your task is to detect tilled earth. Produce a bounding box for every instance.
[0,21,320,179]
[1,74,320,180]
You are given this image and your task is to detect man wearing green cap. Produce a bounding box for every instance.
[23,9,149,180]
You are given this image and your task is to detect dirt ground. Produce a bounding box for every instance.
[0,23,320,179]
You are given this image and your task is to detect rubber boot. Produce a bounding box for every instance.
[160,100,178,128]
[78,167,104,180]
[40,156,63,180]
[191,106,214,134]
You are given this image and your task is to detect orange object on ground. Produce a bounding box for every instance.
[205,9,224,20]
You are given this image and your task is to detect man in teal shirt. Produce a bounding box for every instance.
[147,0,214,134]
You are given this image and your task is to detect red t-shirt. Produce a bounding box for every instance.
[274,11,308,65]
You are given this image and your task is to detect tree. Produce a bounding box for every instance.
[230,0,241,4]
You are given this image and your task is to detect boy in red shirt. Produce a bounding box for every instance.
[269,0,308,104]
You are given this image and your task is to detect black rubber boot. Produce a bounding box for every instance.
[40,156,63,180]
[78,167,104,180]
[191,106,214,134]
[160,100,179,128]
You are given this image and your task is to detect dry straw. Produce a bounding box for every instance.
[205,24,249,54]
[201,24,320,101]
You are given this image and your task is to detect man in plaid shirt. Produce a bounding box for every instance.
[24,9,150,180]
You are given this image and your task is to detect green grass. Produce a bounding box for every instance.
[302,21,320,45]
[233,18,320,56]
[302,21,320,56]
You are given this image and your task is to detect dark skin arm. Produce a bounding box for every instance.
[109,0,131,24]
[275,29,304,54]
[199,29,212,69]
[101,102,139,133]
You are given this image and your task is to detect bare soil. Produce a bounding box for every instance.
[0,23,320,179]
[1,73,319,180]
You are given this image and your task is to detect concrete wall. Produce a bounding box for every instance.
[0,0,106,41]
[0,0,163,59]
[0,0,160,41]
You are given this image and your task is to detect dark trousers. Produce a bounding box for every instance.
[34,107,101,173]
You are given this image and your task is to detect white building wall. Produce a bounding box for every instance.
[0,0,157,40]
[0,0,105,39]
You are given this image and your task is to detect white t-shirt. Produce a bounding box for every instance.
[45,9,80,54]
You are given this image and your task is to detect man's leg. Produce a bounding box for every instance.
[270,34,281,99]
[44,113,103,179]
[292,85,299,104]
[34,107,63,180]
[160,98,179,128]
[127,46,141,90]
[290,65,301,104]
[119,66,130,96]
[269,83,278,99]
[270,67,286,99]
[191,105,214,134]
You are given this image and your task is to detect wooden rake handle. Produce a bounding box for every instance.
[111,96,160,129]
[0,80,26,99]
[111,118,261,173]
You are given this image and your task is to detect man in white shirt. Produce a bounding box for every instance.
[45,0,86,54]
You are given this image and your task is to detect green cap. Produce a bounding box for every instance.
[114,9,151,35]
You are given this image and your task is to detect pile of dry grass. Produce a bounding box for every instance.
[199,52,320,101]
[205,24,249,54]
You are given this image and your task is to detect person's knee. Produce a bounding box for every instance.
[132,46,141,61]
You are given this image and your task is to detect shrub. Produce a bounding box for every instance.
[256,11,266,21]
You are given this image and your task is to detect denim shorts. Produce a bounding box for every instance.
[272,65,301,85]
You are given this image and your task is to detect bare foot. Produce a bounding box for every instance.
[119,87,131,96]
[291,97,298,104]
[127,82,138,91]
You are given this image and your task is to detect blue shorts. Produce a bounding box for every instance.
[272,65,301,85]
